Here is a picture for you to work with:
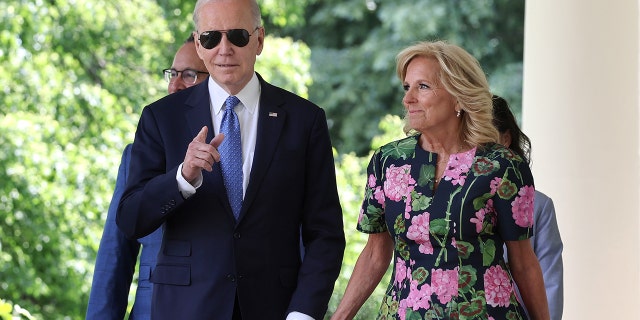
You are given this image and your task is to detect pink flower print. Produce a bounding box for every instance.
[431,267,459,304]
[358,207,365,224]
[490,177,502,195]
[443,148,475,186]
[404,197,412,219]
[470,199,495,233]
[373,186,385,207]
[470,209,486,233]
[511,185,535,228]
[399,280,432,318]
[406,213,433,254]
[398,304,407,320]
[484,265,513,307]
[383,164,415,202]
[368,174,377,188]
[398,301,407,320]
[395,257,409,287]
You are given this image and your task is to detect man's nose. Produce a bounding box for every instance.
[168,78,186,94]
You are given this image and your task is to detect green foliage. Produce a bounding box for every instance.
[291,0,525,155]
[0,299,35,320]
[260,0,307,30]
[257,36,312,98]
[0,300,10,320]
[0,0,171,316]
[0,111,116,319]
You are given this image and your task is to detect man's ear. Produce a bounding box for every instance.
[256,27,265,56]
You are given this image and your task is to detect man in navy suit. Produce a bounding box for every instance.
[116,0,345,319]
[86,36,208,319]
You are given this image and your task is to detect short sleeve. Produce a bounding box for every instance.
[356,149,388,234]
[492,148,535,241]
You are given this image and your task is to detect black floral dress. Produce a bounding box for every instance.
[358,135,534,320]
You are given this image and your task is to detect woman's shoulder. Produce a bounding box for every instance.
[374,134,419,158]
[477,142,525,163]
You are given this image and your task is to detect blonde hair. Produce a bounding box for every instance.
[396,40,499,146]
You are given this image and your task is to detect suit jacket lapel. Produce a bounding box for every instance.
[240,78,286,221]
[185,82,214,141]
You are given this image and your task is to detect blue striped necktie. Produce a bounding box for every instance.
[219,96,243,220]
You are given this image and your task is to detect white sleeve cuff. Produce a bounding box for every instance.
[286,312,314,320]
[176,162,202,198]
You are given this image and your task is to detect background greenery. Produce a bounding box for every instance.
[0,0,523,318]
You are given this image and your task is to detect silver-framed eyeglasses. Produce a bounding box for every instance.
[163,68,209,84]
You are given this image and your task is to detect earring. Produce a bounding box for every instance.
[456,110,461,117]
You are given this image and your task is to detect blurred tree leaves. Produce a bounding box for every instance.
[295,0,525,154]
[0,0,171,317]
[257,36,312,98]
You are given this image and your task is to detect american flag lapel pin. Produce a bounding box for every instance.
[269,112,278,117]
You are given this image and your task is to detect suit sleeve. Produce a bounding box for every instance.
[86,145,140,319]
[116,106,186,239]
[532,192,564,320]
[288,108,346,319]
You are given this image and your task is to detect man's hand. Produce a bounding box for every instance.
[182,126,224,184]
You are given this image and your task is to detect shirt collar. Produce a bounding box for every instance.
[209,73,260,115]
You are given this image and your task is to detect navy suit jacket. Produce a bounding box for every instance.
[116,74,345,319]
[87,144,162,320]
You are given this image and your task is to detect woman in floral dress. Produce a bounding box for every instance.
[331,41,549,320]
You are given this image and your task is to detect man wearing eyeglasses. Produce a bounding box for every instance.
[86,35,208,320]
[116,0,345,319]
[163,37,210,95]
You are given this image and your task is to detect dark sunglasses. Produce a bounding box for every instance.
[198,27,259,49]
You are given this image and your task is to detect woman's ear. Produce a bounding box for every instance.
[499,131,512,148]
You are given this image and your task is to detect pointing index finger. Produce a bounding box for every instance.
[193,126,208,142]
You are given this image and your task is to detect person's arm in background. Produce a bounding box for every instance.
[506,240,550,320]
[86,144,141,319]
[331,232,394,320]
[532,191,563,320]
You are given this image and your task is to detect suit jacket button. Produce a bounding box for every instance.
[227,274,236,282]
[233,232,241,239]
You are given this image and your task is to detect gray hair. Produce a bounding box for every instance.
[193,0,262,32]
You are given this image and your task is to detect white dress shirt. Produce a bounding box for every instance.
[176,74,260,197]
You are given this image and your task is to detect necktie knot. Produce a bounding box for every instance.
[225,95,240,111]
